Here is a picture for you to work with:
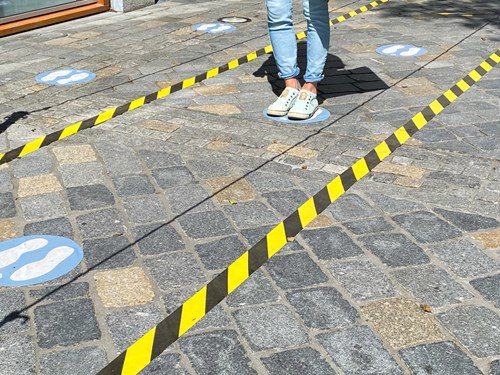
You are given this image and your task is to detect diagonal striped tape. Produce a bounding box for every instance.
[0,0,390,166]
[95,48,500,375]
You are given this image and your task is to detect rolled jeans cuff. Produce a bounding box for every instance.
[278,66,301,80]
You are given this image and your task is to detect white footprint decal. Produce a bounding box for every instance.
[381,45,405,55]
[0,238,48,269]
[400,47,422,57]
[211,25,232,32]
[10,246,75,282]
[40,70,72,82]
[197,23,217,31]
[56,72,90,85]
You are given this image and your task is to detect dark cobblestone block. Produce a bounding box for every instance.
[166,183,216,215]
[344,217,394,235]
[76,208,125,239]
[113,175,155,196]
[438,305,500,357]
[491,360,500,375]
[162,287,197,314]
[328,194,378,222]
[29,282,89,302]
[327,260,398,302]
[134,223,184,255]
[123,195,168,224]
[301,227,363,260]
[470,274,500,308]
[24,217,73,238]
[192,304,230,331]
[20,192,66,220]
[434,208,499,232]
[392,211,462,243]
[40,347,108,375]
[139,353,187,375]
[0,192,16,218]
[83,236,136,270]
[95,141,143,176]
[262,347,336,375]
[266,252,328,289]
[429,239,499,278]
[287,287,358,329]
[233,305,308,350]
[242,225,303,251]
[138,149,184,170]
[317,326,403,375]
[0,335,36,375]
[226,269,279,307]
[367,193,426,214]
[145,252,205,291]
[392,265,473,307]
[35,298,101,348]
[11,149,53,177]
[224,201,278,229]
[186,158,232,179]
[179,330,256,375]
[67,184,115,211]
[106,304,163,352]
[178,210,234,239]
[195,235,245,270]
[152,166,195,189]
[0,290,28,335]
[263,189,309,216]
[399,341,481,375]
[246,171,296,193]
[360,233,430,267]
[0,171,12,192]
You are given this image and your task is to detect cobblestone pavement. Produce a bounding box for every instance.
[1,0,499,374]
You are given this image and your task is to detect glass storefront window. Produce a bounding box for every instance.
[0,0,96,23]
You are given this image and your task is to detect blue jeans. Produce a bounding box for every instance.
[266,0,330,83]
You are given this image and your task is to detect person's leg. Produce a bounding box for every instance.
[302,0,330,93]
[266,0,301,115]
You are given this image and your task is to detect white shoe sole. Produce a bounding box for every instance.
[287,106,319,120]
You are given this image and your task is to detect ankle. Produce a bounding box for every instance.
[284,78,300,90]
[302,82,317,95]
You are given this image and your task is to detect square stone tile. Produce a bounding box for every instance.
[140,353,187,375]
[76,208,125,239]
[40,347,107,375]
[361,298,446,349]
[59,162,105,187]
[246,171,296,193]
[95,267,155,308]
[263,189,309,216]
[301,227,363,260]
[344,217,394,235]
[392,265,473,307]
[0,219,16,240]
[317,326,404,375]
[189,103,241,115]
[0,192,17,218]
[145,252,205,291]
[137,149,184,170]
[471,228,500,249]
[266,252,328,289]
[392,211,462,243]
[179,330,256,375]
[29,282,89,303]
[0,290,28,334]
[195,235,246,270]
[399,342,482,375]
[67,184,115,211]
[113,175,155,196]
[491,360,500,375]
[24,217,73,239]
[267,143,318,159]
[134,223,184,255]
[177,210,234,239]
[287,287,358,329]
[17,174,62,197]
[328,194,378,222]
[152,166,195,189]
[141,119,179,133]
[224,201,278,229]
[438,305,500,357]
[328,259,398,302]
[307,213,335,228]
[434,208,499,232]
[34,298,101,348]
[206,176,257,204]
[233,305,308,350]
[186,159,232,179]
[261,347,336,375]
[428,238,499,278]
[122,195,168,224]
[53,144,97,164]
[83,236,136,270]
[226,269,279,307]
[0,335,36,375]
[360,233,430,267]
[193,84,240,96]
[10,149,53,177]
[0,170,12,192]
[165,183,216,215]
[470,274,500,308]
[20,192,66,220]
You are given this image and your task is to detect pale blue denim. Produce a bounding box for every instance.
[266,0,330,82]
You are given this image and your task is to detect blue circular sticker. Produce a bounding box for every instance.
[263,107,331,124]
[35,69,96,86]
[376,44,428,57]
[192,23,236,33]
[0,236,83,287]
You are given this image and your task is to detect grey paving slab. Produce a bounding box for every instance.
[0,335,37,375]
[23,216,74,238]
[470,274,500,308]
[261,347,337,375]
[76,208,125,239]
[40,347,108,375]
[301,227,363,260]
[67,184,115,211]
[134,223,185,255]
[195,235,246,270]
[83,235,136,270]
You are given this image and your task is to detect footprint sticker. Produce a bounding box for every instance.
[376,44,428,57]
[192,23,236,33]
[35,69,96,86]
[0,236,83,287]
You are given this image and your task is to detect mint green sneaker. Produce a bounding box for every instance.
[267,87,300,116]
[287,89,319,120]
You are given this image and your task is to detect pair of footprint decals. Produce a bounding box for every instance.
[0,236,83,287]
[192,23,236,33]
[35,69,96,86]
[376,44,428,57]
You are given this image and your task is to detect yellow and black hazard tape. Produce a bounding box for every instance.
[0,0,389,166]
[96,49,500,375]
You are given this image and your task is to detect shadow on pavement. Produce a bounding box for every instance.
[254,42,389,103]
[0,111,29,135]
[376,0,500,31]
